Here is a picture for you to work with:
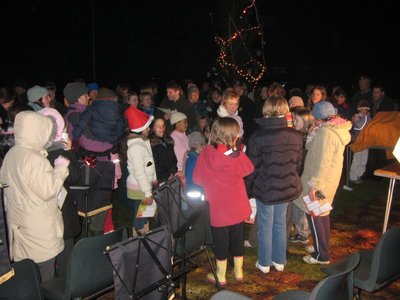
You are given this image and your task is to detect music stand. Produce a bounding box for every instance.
[70,161,114,237]
[152,176,221,298]
[105,226,182,300]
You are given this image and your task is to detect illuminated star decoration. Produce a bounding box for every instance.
[215,0,266,90]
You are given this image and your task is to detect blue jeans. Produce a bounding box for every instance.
[257,200,288,266]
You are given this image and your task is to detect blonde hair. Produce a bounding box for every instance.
[262,95,289,117]
[210,117,239,149]
[221,88,240,106]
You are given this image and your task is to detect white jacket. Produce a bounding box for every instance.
[126,137,156,198]
[1,111,69,263]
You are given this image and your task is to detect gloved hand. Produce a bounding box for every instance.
[54,155,70,167]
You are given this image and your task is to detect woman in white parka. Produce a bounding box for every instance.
[1,111,70,281]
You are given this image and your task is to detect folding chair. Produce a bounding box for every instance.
[42,228,124,300]
[274,252,360,300]
[321,227,400,300]
[0,259,44,300]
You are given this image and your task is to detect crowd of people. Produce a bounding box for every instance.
[0,75,398,286]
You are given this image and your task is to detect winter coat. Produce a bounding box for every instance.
[0,111,69,263]
[126,137,157,199]
[73,99,125,145]
[150,135,177,183]
[246,117,303,205]
[293,118,352,216]
[193,145,254,227]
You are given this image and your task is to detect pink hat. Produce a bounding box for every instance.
[39,107,65,141]
[124,106,154,133]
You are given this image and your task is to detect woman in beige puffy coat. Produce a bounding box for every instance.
[0,111,69,281]
[293,101,351,265]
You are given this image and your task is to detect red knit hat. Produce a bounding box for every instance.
[124,106,154,133]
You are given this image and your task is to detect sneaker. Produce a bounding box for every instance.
[289,234,309,244]
[305,245,315,254]
[244,240,252,248]
[343,185,353,191]
[350,178,363,184]
[272,261,284,272]
[303,255,330,265]
[255,261,270,274]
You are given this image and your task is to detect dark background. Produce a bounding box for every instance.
[1,0,400,96]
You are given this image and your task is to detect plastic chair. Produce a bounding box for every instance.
[274,252,360,300]
[41,228,125,300]
[0,259,44,300]
[321,227,400,300]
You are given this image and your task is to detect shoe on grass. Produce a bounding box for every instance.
[255,261,270,274]
[272,261,284,272]
[289,234,309,244]
[303,255,330,265]
[305,245,315,253]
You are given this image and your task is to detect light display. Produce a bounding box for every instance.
[213,0,266,90]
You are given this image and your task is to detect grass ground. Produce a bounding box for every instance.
[105,172,400,299]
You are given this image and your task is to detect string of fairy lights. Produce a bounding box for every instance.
[214,0,266,88]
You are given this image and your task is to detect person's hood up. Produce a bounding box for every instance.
[14,111,54,151]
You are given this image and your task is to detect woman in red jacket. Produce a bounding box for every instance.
[193,117,254,286]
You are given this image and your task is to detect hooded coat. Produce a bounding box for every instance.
[293,118,352,216]
[0,111,69,263]
[193,145,254,227]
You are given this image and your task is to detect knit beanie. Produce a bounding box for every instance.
[288,96,304,109]
[87,82,100,92]
[63,82,88,104]
[27,85,49,103]
[170,112,187,125]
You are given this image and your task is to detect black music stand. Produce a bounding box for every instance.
[70,161,115,237]
[105,226,182,300]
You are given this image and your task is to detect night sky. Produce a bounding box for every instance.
[2,0,400,95]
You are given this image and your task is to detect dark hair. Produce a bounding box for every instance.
[372,83,385,92]
[333,88,347,97]
[166,81,181,91]
[0,87,15,103]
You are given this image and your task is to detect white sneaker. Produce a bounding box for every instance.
[255,261,270,274]
[343,185,353,191]
[305,245,315,254]
[244,240,252,248]
[303,255,330,265]
[272,261,284,272]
